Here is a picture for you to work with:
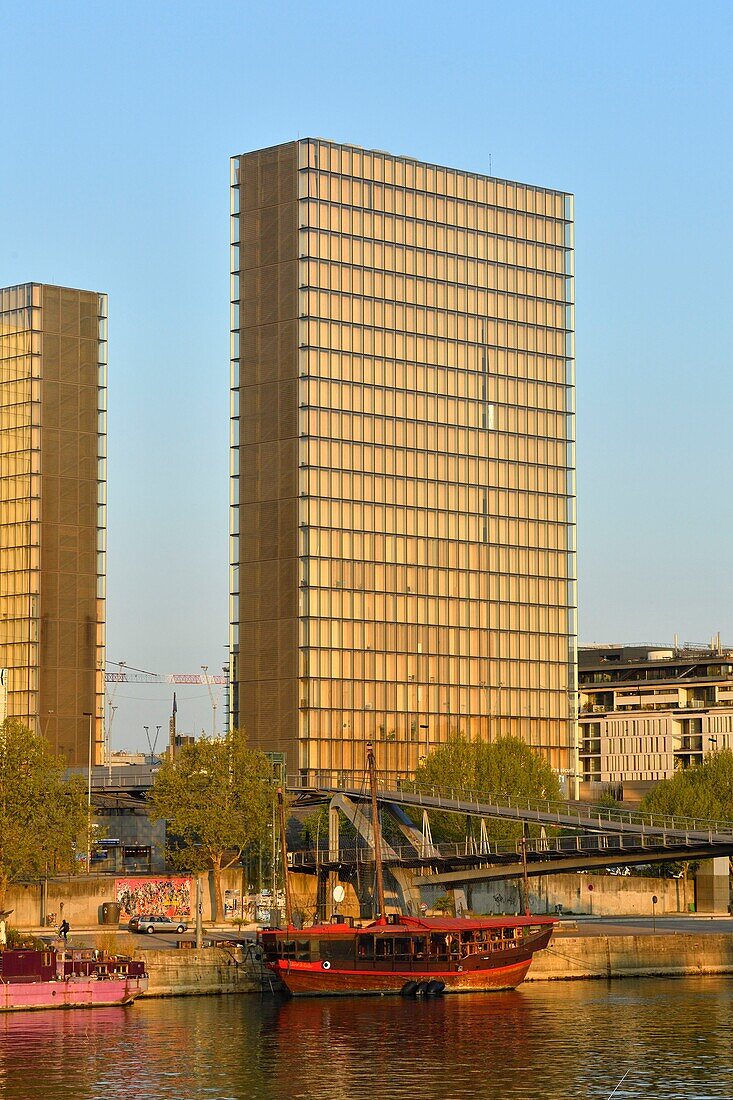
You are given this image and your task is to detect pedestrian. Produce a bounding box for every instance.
[58,918,70,946]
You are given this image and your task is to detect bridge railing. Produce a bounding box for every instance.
[286,771,733,839]
[289,828,708,869]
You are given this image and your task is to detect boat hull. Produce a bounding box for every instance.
[268,957,533,997]
[0,976,148,1012]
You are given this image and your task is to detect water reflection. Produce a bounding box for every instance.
[1,979,732,1099]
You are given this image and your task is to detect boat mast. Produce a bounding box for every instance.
[277,788,293,928]
[366,741,386,921]
[520,834,531,917]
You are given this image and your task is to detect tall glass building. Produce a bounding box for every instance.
[230,140,576,785]
[0,283,107,766]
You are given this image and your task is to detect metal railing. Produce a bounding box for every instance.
[286,771,733,841]
[288,828,712,869]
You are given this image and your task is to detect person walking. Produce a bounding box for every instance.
[58,919,70,946]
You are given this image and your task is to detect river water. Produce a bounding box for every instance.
[2,978,733,1099]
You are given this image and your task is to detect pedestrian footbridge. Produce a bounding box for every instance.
[286,773,733,881]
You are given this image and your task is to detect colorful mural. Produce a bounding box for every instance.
[115,877,192,918]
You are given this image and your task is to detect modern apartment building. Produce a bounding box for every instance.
[0,283,106,766]
[579,642,733,797]
[230,140,576,783]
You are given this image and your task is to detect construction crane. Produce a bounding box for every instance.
[104,661,228,748]
[201,665,217,737]
[105,662,227,685]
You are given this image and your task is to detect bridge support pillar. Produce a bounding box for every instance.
[695,857,730,914]
[389,869,421,916]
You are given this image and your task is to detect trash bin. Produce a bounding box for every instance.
[101,901,122,926]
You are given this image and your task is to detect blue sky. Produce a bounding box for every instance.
[2,0,732,749]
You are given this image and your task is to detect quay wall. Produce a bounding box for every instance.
[141,947,265,997]
[528,933,733,981]
[137,935,733,998]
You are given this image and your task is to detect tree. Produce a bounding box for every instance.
[641,749,733,821]
[412,735,562,844]
[148,730,275,921]
[0,719,88,912]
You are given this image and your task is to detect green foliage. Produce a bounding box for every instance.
[5,926,45,950]
[596,788,622,809]
[148,729,275,918]
[433,894,455,916]
[641,749,733,821]
[0,719,88,909]
[413,735,562,843]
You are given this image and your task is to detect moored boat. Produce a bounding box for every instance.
[260,912,554,996]
[260,743,556,997]
[0,947,148,1011]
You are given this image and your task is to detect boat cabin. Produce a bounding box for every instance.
[260,915,554,972]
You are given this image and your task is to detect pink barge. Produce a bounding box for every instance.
[0,948,148,1011]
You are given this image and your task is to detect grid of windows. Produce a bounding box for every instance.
[0,283,106,765]
[231,140,577,783]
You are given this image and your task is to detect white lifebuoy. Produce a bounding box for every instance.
[322,960,331,970]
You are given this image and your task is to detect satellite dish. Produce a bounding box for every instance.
[332,884,345,905]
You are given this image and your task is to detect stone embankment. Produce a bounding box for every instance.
[142,946,270,998]
[529,933,733,982]
[138,934,733,999]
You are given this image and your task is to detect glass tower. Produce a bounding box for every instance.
[0,283,107,765]
[230,140,576,784]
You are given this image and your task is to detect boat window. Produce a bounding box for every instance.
[502,928,516,940]
[412,937,427,959]
[278,939,298,959]
[430,933,459,960]
[319,939,354,963]
[357,936,375,960]
[296,940,311,961]
[374,938,394,958]
[392,938,411,959]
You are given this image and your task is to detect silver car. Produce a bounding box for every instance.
[128,913,188,935]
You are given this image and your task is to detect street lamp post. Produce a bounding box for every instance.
[83,712,93,872]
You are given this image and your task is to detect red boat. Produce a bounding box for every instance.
[260,744,556,997]
[260,912,554,996]
[0,947,148,1012]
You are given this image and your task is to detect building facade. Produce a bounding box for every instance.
[579,643,733,797]
[0,283,106,765]
[230,140,576,783]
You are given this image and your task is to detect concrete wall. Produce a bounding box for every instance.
[419,872,694,917]
[529,933,733,981]
[142,947,263,997]
[5,870,357,930]
[6,870,248,929]
[6,868,718,928]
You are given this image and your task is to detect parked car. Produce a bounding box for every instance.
[128,913,188,935]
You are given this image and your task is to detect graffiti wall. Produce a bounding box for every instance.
[115,877,192,918]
